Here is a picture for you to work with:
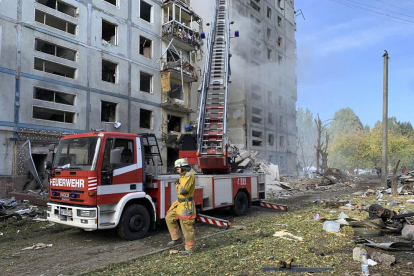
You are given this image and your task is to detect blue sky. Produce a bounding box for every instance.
[295,0,414,128]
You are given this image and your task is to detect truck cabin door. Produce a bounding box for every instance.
[101,138,136,186]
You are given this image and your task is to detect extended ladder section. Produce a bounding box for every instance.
[197,0,231,173]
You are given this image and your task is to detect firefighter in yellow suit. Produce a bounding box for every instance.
[166,158,196,255]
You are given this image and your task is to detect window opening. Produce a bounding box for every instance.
[268,112,273,125]
[102,20,118,45]
[267,48,272,60]
[35,39,76,61]
[279,156,285,168]
[267,27,271,40]
[36,0,77,17]
[140,109,152,129]
[140,0,152,23]
[139,36,152,58]
[167,115,182,132]
[34,87,75,105]
[278,37,282,47]
[267,6,272,19]
[169,82,183,100]
[34,57,76,78]
[250,0,260,12]
[280,136,285,147]
[101,101,117,122]
[252,117,262,124]
[268,155,274,163]
[102,59,117,83]
[33,106,74,123]
[103,0,117,6]
[35,9,76,34]
[278,55,283,65]
[251,93,261,101]
[278,16,282,27]
[252,107,262,115]
[140,72,152,93]
[279,115,284,129]
[268,134,274,146]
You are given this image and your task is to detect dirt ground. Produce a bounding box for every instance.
[1,176,413,276]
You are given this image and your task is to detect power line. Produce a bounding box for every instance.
[374,0,414,15]
[339,0,414,19]
[328,0,414,24]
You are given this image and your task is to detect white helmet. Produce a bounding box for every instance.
[174,158,189,168]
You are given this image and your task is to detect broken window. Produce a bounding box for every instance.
[268,91,273,103]
[267,6,272,19]
[102,20,118,46]
[102,59,117,83]
[252,130,263,147]
[278,55,283,65]
[101,101,117,122]
[278,16,282,27]
[252,107,262,115]
[252,116,262,124]
[139,36,152,58]
[251,93,261,101]
[34,57,76,78]
[252,131,262,138]
[35,38,76,61]
[167,49,180,62]
[268,134,274,146]
[34,87,75,105]
[279,156,285,168]
[268,155,274,163]
[280,136,285,147]
[36,0,77,18]
[279,115,284,129]
[169,82,183,100]
[140,109,152,129]
[103,0,117,6]
[33,106,74,123]
[250,0,260,12]
[167,115,182,132]
[267,48,272,60]
[267,28,271,40]
[140,0,152,23]
[140,72,152,93]
[35,9,76,34]
[251,107,262,124]
[277,36,282,47]
[268,112,273,125]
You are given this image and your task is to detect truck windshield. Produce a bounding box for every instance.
[53,137,101,171]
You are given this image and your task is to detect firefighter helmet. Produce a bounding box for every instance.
[185,124,192,132]
[174,158,189,168]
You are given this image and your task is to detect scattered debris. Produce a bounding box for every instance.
[355,238,414,251]
[401,225,414,241]
[22,243,53,250]
[323,221,340,232]
[273,230,303,241]
[169,250,179,254]
[309,247,325,256]
[353,247,367,262]
[371,251,396,266]
[262,266,333,273]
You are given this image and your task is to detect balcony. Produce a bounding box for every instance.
[162,0,203,51]
[161,59,198,82]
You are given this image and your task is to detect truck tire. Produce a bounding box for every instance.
[117,204,150,240]
[232,192,248,216]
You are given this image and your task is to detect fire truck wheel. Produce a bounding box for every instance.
[117,204,150,240]
[232,192,248,216]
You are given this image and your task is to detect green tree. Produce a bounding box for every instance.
[329,130,371,172]
[329,108,363,139]
[296,107,317,173]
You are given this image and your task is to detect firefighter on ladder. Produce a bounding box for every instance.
[166,158,196,255]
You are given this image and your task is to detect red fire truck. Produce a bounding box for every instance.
[46,0,286,240]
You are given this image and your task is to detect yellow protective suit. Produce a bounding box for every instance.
[166,170,196,250]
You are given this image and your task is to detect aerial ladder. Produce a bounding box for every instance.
[196,0,237,173]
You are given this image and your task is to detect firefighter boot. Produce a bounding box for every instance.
[181,250,193,255]
[167,238,183,247]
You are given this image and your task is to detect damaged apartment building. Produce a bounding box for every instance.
[0,0,203,196]
[192,0,298,173]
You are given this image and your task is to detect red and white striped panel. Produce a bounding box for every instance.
[88,177,97,191]
[197,214,230,228]
[260,201,288,211]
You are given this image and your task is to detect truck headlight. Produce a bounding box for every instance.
[77,210,96,217]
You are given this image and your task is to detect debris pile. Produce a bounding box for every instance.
[0,196,44,222]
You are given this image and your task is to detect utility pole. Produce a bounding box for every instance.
[381,50,389,188]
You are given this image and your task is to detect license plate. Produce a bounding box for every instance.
[60,209,72,216]
[60,193,70,198]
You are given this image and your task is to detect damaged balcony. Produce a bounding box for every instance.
[162,0,203,52]
[160,73,192,113]
[161,50,198,82]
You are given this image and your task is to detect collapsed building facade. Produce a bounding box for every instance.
[0,0,203,196]
[192,0,298,174]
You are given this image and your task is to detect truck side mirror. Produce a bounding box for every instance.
[110,149,122,165]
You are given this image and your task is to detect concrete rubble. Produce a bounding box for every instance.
[0,195,45,222]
